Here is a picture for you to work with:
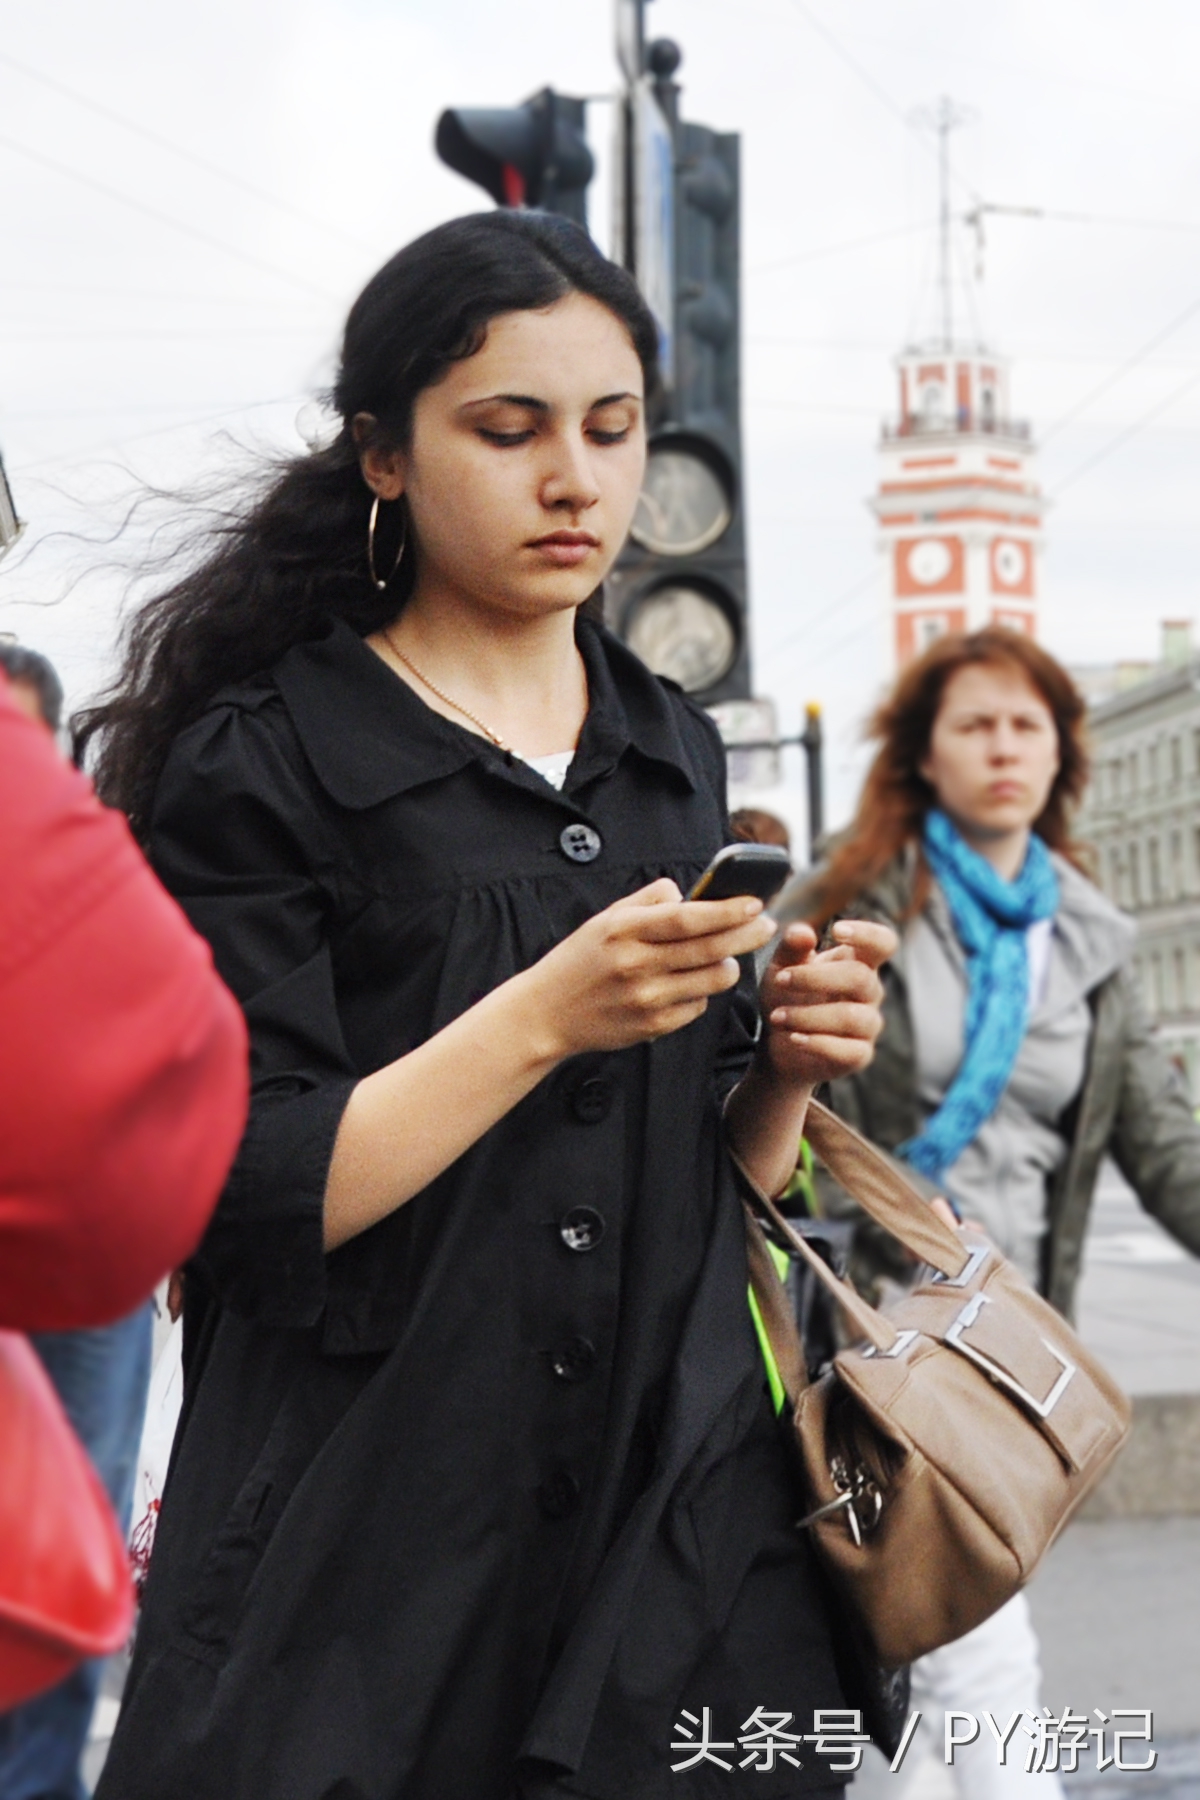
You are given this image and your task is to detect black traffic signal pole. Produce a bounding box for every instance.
[435,89,594,228]
[604,17,751,708]
[434,5,751,712]
[721,704,825,863]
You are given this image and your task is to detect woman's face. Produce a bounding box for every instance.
[919,660,1062,841]
[360,291,646,622]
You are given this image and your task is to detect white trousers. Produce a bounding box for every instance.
[896,1594,1066,1798]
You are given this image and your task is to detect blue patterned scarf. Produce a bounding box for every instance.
[898,809,1059,1181]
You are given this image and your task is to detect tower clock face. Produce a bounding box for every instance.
[624,585,737,693]
[994,540,1028,588]
[906,538,953,586]
[630,447,732,557]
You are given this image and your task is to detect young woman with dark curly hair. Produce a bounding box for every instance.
[87,212,895,1800]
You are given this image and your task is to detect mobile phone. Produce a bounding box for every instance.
[689,843,793,904]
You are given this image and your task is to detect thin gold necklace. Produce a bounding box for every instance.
[382,626,512,753]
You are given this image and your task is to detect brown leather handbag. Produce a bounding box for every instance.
[741,1100,1131,1670]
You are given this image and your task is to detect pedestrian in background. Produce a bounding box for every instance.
[731,806,791,850]
[84,211,894,1800]
[0,642,207,1800]
[0,658,247,1775]
[785,626,1200,1797]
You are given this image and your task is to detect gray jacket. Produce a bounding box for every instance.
[795,854,1200,1319]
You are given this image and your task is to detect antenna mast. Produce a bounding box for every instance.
[937,97,953,348]
[913,95,972,349]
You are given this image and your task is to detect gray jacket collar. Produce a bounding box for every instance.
[858,845,1133,1006]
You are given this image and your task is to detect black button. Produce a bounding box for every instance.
[536,1466,582,1519]
[559,823,602,864]
[549,1335,597,1382]
[560,1206,606,1253]
[571,1075,613,1124]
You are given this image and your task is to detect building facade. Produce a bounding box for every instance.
[1078,626,1200,1098]
[871,348,1044,668]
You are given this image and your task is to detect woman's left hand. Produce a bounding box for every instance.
[760,918,897,1087]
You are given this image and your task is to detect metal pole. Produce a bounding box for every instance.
[801,702,824,863]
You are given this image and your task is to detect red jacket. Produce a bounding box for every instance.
[0,680,248,1330]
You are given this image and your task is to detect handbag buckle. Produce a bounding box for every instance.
[796,1454,883,1547]
[944,1293,1077,1420]
[860,1328,919,1362]
[930,1239,990,1289]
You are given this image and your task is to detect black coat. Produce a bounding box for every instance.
[97,618,847,1800]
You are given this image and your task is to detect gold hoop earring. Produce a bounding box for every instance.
[367,495,408,592]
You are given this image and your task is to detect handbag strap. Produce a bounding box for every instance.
[736,1100,972,1368]
[741,1188,897,1356]
[801,1100,969,1279]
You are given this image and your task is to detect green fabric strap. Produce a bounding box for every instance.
[747,1239,792,1417]
[781,1136,819,1216]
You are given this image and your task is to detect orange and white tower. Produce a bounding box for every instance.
[870,101,1044,667]
[872,350,1043,665]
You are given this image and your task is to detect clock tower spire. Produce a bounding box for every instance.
[871,101,1044,666]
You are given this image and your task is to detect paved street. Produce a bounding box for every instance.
[1074,1162,1200,1396]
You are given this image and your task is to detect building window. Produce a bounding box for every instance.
[1130,842,1141,906]
[919,381,947,426]
[1171,830,1184,897]
[1149,836,1162,902]
[1147,743,1159,790]
[1193,728,1200,776]
[1129,751,1138,794]
[1171,737,1183,784]
[1107,847,1121,902]
[1174,948,1187,1014]
[1152,952,1165,1015]
[1112,758,1123,800]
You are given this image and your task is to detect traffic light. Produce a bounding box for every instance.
[435,90,594,229]
[605,105,750,704]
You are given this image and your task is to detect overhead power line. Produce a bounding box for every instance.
[763,568,880,661]
[1052,366,1200,496]
[0,131,341,302]
[782,1,981,202]
[749,218,935,277]
[0,50,372,254]
[782,1,914,132]
[970,201,1200,236]
[1041,291,1200,443]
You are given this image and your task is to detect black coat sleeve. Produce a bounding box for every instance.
[149,698,357,1328]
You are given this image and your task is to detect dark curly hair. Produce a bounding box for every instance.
[75,210,660,837]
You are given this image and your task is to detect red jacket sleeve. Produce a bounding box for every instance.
[0,680,248,1329]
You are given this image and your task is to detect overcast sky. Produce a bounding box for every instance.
[2,0,1199,831]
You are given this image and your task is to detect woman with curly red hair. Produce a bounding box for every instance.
[790,626,1200,1796]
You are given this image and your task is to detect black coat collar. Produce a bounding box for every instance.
[272,614,701,811]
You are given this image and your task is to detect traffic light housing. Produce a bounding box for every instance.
[435,89,594,229]
[606,111,750,704]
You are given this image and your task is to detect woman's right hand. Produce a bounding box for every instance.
[517,877,776,1060]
